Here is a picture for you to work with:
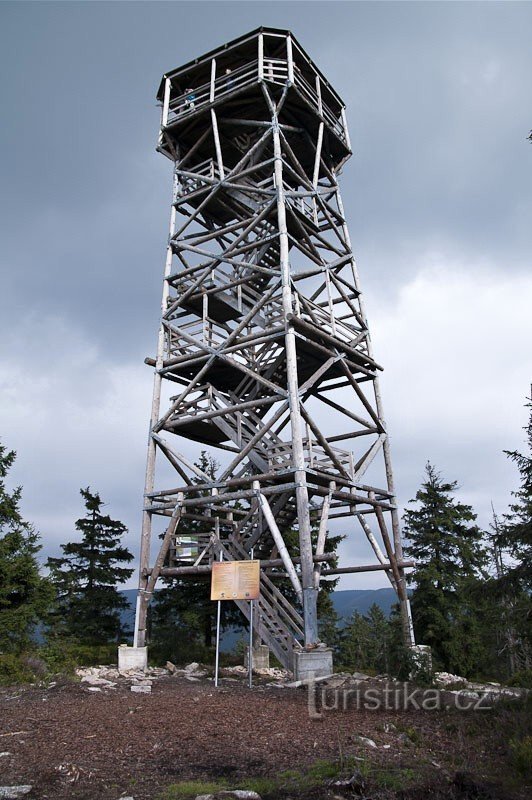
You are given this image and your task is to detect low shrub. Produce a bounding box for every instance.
[0,640,120,685]
[509,735,532,778]
[0,652,36,684]
[506,669,532,689]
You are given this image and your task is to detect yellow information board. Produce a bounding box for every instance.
[211,560,260,601]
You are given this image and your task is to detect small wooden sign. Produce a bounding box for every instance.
[211,560,260,601]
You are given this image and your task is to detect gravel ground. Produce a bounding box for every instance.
[0,674,529,800]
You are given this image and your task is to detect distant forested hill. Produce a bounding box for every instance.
[119,587,399,649]
[331,588,399,618]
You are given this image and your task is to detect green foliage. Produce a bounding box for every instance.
[484,396,532,676]
[0,442,53,654]
[0,640,119,685]
[474,398,532,679]
[499,397,532,587]
[506,669,532,689]
[509,735,532,778]
[403,462,488,675]
[41,639,117,671]
[161,781,226,800]
[364,765,417,791]
[47,488,134,645]
[0,652,36,684]
[160,758,365,800]
[336,602,399,675]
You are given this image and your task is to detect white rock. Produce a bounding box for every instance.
[0,788,33,799]
[434,671,467,687]
[185,662,200,672]
[222,665,247,675]
[131,684,151,694]
[102,669,120,679]
[325,676,349,689]
[88,687,102,693]
[356,736,377,748]
[0,753,11,758]
[81,676,116,687]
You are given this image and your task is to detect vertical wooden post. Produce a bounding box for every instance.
[272,118,318,646]
[134,163,179,648]
[210,58,216,103]
[313,481,335,588]
[341,107,351,151]
[211,107,225,179]
[258,33,264,81]
[286,36,294,84]
[158,76,171,148]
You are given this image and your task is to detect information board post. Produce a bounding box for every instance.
[214,551,222,688]
[248,548,254,689]
[211,559,260,689]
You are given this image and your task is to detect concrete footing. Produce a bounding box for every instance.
[245,645,270,671]
[118,645,147,672]
[293,647,333,681]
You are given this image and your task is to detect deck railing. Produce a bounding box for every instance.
[268,438,355,479]
[166,60,260,125]
[163,55,347,146]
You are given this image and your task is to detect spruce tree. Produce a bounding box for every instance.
[403,463,487,675]
[0,442,52,653]
[47,488,134,644]
[498,395,532,590]
[337,604,394,674]
[337,610,370,670]
[486,395,532,674]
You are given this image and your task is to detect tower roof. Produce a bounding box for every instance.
[156,26,346,109]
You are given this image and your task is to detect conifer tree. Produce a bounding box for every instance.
[498,395,532,590]
[47,488,134,644]
[403,463,487,674]
[0,442,52,653]
[337,603,395,674]
[337,610,370,669]
[486,395,532,674]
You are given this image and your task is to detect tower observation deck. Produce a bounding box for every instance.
[134,27,414,674]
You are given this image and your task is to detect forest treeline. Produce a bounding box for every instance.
[0,396,530,686]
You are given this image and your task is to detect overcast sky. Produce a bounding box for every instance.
[1,1,531,592]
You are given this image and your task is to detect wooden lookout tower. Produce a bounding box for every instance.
[133,27,414,677]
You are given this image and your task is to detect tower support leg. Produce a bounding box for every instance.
[273,117,319,646]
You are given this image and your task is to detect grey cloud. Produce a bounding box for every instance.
[1,2,531,589]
